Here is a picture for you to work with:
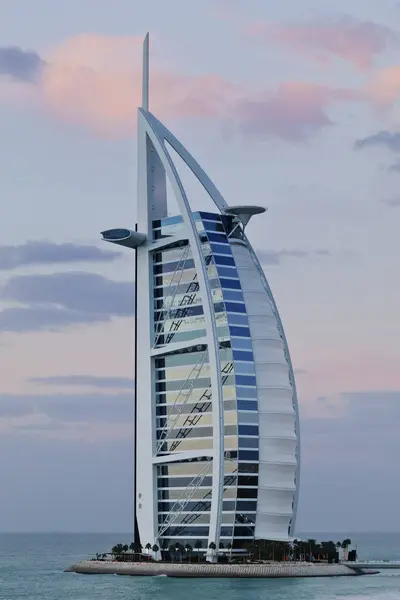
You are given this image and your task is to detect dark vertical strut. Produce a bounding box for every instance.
[134,224,140,546]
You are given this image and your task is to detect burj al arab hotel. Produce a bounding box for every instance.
[102,35,300,561]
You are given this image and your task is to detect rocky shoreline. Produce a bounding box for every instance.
[65,560,379,578]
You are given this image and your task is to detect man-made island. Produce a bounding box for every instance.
[66,537,379,578]
[66,560,378,578]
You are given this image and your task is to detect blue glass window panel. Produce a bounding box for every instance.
[238,425,259,436]
[233,350,254,362]
[225,302,246,313]
[154,258,195,274]
[214,255,236,267]
[228,313,249,326]
[203,221,225,233]
[229,326,251,337]
[223,290,244,302]
[235,362,255,375]
[238,450,259,461]
[158,502,212,512]
[210,242,232,256]
[214,302,225,313]
[157,476,213,488]
[236,501,257,511]
[162,526,210,537]
[219,527,234,537]
[221,214,235,231]
[222,501,236,511]
[238,463,258,474]
[216,266,238,279]
[238,411,258,424]
[231,337,253,350]
[235,494,256,510]
[235,375,257,387]
[167,304,204,318]
[237,400,258,411]
[160,215,183,227]
[198,211,220,221]
[239,437,259,449]
[220,278,241,289]
[207,232,228,244]
[237,386,258,399]
[233,525,256,535]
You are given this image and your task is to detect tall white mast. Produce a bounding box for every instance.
[142,32,150,111]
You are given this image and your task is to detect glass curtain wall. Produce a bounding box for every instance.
[153,212,259,553]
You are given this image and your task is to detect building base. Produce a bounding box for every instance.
[65,561,378,578]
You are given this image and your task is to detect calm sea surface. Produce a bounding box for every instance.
[0,532,399,600]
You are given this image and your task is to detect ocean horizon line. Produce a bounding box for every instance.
[1,530,400,536]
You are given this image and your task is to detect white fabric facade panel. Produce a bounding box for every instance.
[258,412,296,438]
[231,242,298,541]
[257,387,294,413]
[254,515,292,539]
[258,463,296,489]
[259,438,297,462]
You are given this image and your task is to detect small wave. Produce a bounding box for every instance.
[333,591,400,600]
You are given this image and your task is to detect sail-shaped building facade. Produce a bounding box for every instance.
[102,35,300,560]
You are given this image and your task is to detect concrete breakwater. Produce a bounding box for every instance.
[66,560,378,578]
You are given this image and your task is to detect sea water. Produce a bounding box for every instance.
[0,532,399,600]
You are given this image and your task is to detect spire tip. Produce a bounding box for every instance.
[142,33,150,110]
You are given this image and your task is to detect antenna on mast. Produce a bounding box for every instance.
[142,32,150,111]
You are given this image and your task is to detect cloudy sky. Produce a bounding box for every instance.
[1,0,400,534]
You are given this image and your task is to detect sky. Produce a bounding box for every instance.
[1,0,400,535]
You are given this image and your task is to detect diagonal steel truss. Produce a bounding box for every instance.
[153,243,191,347]
[165,468,238,537]
[168,361,234,453]
[155,348,208,455]
[156,459,213,539]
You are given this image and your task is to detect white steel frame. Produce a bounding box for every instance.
[135,35,227,561]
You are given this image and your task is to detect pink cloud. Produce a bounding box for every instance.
[40,35,345,140]
[235,82,357,141]
[40,34,236,135]
[34,34,348,140]
[251,17,397,70]
[363,65,400,109]
[0,34,366,140]
[210,0,244,22]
